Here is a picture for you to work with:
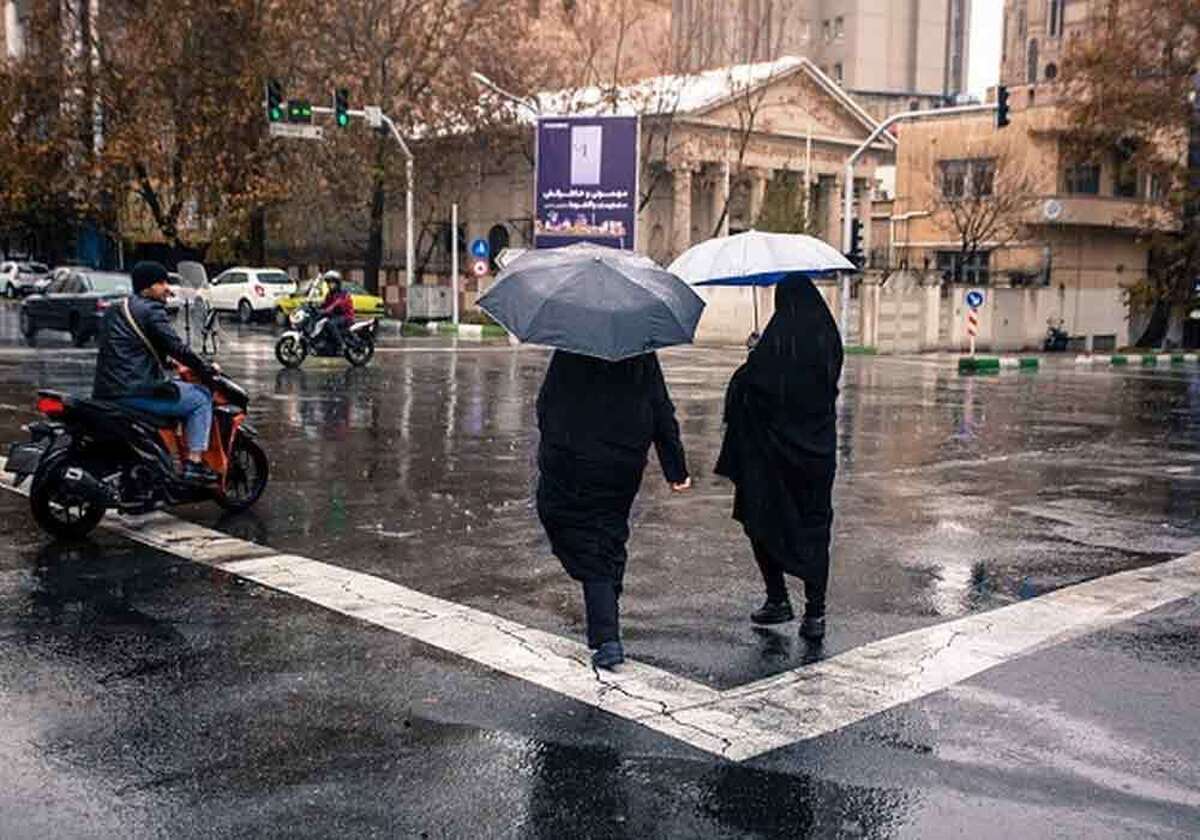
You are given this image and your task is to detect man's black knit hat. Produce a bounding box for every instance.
[131,260,169,294]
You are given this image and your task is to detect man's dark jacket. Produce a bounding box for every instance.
[92,296,210,400]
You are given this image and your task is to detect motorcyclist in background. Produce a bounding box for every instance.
[319,270,355,350]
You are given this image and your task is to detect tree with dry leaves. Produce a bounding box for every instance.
[272,0,559,292]
[1062,0,1200,345]
[0,0,308,264]
[927,146,1041,283]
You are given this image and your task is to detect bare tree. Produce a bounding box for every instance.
[707,7,799,238]
[926,144,1041,283]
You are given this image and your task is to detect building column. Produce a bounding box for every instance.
[706,165,730,239]
[747,168,771,229]
[859,272,881,348]
[823,174,842,248]
[670,163,696,259]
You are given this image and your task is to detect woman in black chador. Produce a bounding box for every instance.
[716,276,843,640]
[537,350,691,670]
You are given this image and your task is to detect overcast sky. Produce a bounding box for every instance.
[968,0,1004,96]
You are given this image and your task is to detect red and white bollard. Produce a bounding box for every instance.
[966,308,979,356]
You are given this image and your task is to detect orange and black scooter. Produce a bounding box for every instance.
[5,366,269,538]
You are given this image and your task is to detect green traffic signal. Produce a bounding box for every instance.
[266,78,283,122]
[334,88,350,128]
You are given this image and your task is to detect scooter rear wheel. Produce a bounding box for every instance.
[275,335,307,368]
[30,463,106,539]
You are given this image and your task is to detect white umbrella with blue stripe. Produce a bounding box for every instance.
[669,230,854,335]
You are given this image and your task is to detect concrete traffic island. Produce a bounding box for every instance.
[959,356,1040,374]
[1075,353,1198,366]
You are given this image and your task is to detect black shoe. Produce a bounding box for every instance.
[181,461,220,485]
[799,615,826,641]
[751,600,795,625]
[591,641,624,670]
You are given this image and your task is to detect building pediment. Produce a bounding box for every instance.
[536,56,890,151]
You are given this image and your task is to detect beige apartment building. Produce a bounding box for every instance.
[672,0,971,118]
[884,0,1176,353]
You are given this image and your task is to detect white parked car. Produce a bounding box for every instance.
[203,266,296,323]
[1,260,50,298]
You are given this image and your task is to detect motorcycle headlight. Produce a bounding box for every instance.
[289,309,306,326]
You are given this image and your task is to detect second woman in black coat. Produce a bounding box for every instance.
[537,350,690,670]
[716,277,843,640]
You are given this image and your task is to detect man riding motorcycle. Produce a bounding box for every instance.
[92,260,221,485]
[319,270,355,351]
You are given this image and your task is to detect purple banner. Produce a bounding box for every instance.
[534,116,639,250]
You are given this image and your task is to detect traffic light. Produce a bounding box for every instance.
[266,79,283,122]
[334,88,350,128]
[996,85,1010,129]
[287,99,313,124]
[848,218,864,268]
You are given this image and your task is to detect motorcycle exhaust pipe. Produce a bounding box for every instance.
[62,466,112,505]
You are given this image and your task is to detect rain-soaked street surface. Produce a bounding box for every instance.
[0,306,1197,838]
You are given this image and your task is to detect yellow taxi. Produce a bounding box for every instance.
[275,278,385,326]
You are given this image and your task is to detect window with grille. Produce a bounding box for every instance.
[938,159,996,199]
[1064,163,1101,195]
[936,251,991,285]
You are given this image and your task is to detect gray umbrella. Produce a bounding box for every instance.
[478,244,705,361]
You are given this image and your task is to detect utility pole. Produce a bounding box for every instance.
[451,202,460,326]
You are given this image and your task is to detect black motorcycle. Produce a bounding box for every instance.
[275,303,378,369]
[1043,319,1069,352]
[4,369,269,539]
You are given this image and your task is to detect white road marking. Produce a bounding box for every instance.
[3,475,1198,761]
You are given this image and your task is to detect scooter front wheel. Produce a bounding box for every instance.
[217,437,269,513]
[275,335,308,368]
[344,336,375,367]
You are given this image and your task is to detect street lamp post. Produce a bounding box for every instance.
[839,103,997,338]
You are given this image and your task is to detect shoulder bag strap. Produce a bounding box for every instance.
[121,297,167,372]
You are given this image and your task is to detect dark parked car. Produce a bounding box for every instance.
[20,269,132,346]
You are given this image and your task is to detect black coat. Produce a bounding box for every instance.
[715,278,843,578]
[536,351,687,582]
[92,295,212,400]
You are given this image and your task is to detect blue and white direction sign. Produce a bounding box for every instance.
[470,238,490,260]
[966,289,985,309]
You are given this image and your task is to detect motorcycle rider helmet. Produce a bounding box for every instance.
[323,270,343,292]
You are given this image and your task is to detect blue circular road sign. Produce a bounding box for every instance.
[471,238,490,260]
[965,289,985,309]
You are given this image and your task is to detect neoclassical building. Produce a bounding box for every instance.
[356,57,896,342]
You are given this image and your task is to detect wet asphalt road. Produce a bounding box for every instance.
[0,307,1197,838]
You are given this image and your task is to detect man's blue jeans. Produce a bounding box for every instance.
[118,382,213,456]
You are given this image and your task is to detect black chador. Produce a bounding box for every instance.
[536,350,688,668]
[715,277,843,638]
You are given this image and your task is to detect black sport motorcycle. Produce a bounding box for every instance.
[275,303,378,369]
[4,368,269,539]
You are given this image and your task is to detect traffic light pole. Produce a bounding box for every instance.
[838,103,996,338]
[311,104,416,290]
